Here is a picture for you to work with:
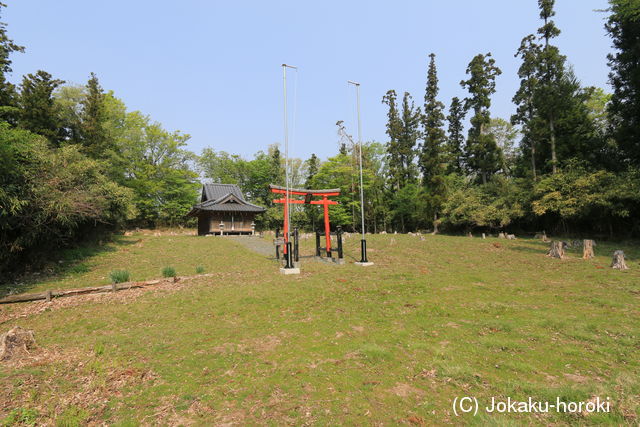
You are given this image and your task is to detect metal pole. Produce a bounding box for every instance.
[282,64,297,268]
[349,81,368,263]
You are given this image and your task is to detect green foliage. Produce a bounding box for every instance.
[1,407,38,426]
[109,269,130,284]
[420,54,447,230]
[445,97,465,174]
[195,265,205,274]
[162,266,176,278]
[532,161,640,223]
[118,111,199,227]
[441,175,528,230]
[461,53,503,184]
[606,0,640,167]
[0,123,134,276]
[383,90,420,189]
[0,2,24,123]
[18,70,65,145]
[56,406,89,427]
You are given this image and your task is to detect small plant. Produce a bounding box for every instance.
[195,265,205,274]
[1,407,38,426]
[69,263,90,274]
[109,269,130,284]
[162,266,176,278]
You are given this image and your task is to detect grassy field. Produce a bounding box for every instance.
[1,232,639,425]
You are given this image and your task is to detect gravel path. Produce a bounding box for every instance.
[227,236,276,259]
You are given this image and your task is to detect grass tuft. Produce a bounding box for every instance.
[109,269,130,284]
[195,265,205,274]
[162,266,176,278]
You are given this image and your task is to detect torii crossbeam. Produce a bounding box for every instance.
[269,184,341,257]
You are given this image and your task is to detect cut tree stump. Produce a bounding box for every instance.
[0,327,36,362]
[498,232,506,239]
[583,239,595,259]
[548,241,565,259]
[611,250,629,270]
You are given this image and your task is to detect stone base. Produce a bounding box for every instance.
[280,267,301,275]
[333,258,345,265]
[354,261,374,267]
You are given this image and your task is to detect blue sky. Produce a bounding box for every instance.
[6,0,612,161]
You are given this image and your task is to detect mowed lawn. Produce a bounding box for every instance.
[0,233,639,425]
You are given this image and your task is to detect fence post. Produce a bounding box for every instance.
[294,227,299,262]
[337,226,343,259]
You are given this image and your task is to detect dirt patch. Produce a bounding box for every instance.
[0,277,197,325]
[389,382,425,398]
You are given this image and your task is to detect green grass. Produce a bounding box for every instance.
[0,232,639,424]
[108,269,130,284]
[161,266,176,278]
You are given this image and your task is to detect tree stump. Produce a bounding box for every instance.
[467,232,473,238]
[0,327,36,362]
[506,234,516,240]
[611,250,629,270]
[582,240,595,259]
[482,233,486,239]
[548,241,565,259]
[498,232,506,239]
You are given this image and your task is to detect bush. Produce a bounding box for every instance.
[195,265,205,274]
[109,270,130,284]
[162,266,176,278]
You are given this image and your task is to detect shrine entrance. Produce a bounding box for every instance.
[269,184,341,262]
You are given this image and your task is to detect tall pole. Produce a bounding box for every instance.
[348,80,369,264]
[282,64,297,268]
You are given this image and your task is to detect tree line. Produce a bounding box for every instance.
[1,0,639,278]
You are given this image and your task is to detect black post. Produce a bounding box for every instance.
[285,242,293,268]
[315,230,321,257]
[337,226,343,259]
[275,227,280,260]
[294,227,299,262]
[360,239,368,263]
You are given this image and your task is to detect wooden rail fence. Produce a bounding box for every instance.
[0,273,215,305]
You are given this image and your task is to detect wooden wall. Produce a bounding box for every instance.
[197,211,256,235]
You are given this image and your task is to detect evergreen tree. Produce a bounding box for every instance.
[304,153,319,187]
[18,70,65,145]
[382,89,403,189]
[606,0,640,167]
[269,143,283,185]
[0,2,24,123]
[460,53,503,184]
[535,0,566,174]
[420,53,447,232]
[512,34,542,180]
[80,73,108,158]
[445,97,465,174]
[399,91,421,186]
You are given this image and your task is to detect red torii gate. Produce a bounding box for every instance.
[269,184,341,257]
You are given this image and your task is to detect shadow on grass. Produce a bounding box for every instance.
[0,235,139,298]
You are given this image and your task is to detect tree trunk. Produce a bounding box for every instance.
[549,116,557,174]
[611,250,628,270]
[547,241,565,259]
[582,240,595,259]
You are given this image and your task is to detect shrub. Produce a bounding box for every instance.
[109,270,130,284]
[162,266,176,278]
[195,266,205,274]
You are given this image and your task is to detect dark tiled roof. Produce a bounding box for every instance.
[188,184,266,215]
[203,183,246,202]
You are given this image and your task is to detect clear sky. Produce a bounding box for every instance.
[5,0,612,161]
